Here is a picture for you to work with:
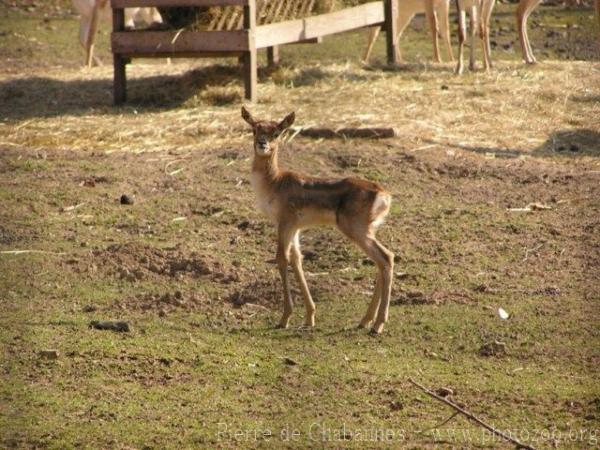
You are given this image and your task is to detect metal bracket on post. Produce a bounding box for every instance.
[112,5,126,105]
[384,0,399,65]
[243,0,257,102]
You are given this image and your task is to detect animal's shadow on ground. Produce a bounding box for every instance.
[0,65,243,120]
[364,61,453,74]
[0,63,339,121]
[431,128,600,158]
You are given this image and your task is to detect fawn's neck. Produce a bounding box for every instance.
[251,150,281,183]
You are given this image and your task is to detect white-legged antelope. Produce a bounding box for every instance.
[455,0,497,74]
[363,0,454,64]
[72,0,163,67]
[241,108,394,334]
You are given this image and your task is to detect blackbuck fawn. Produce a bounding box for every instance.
[241,107,394,334]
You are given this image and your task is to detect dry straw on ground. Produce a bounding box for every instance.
[0,60,599,159]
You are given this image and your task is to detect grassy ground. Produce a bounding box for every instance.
[1,1,600,449]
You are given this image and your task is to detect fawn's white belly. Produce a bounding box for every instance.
[295,208,337,228]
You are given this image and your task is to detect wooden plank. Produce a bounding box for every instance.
[118,51,243,58]
[111,30,250,54]
[112,0,247,7]
[254,1,384,49]
[291,37,322,44]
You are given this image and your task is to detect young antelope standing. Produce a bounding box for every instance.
[241,108,394,334]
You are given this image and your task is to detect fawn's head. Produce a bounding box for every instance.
[241,107,295,158]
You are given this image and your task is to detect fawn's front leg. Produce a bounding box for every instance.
[275,225,295,328]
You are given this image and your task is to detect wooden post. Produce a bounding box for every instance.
[114,55,126,105]
[112,7,126,104]
[384,0,399,65]
[243,0,257,102]
[267,45,280,67]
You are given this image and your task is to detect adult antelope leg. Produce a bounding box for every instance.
[84,0,101,67]
[481,0,496,70]
[363,10,417,63]
[79,20,90,63]
[425,1,441,62]
[290,232,316,327]
[456,0,467,74]
[468,4,478,70]
[438,0,454,61]
[516,0,541,64]
[363,27,381,63]
[395,10,418,61]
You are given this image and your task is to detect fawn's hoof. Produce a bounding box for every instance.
[304,315,315,328]
[357,319,372,329]
[370,322,385,335]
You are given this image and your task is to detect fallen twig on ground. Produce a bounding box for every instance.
[0,250,66,256]
[408,378,537,450]
[523,243,544,262]
[416,411,460,434]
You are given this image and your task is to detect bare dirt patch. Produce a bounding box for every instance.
[115,290,210,315]
[66,242,238,283]
[227,278,282,310]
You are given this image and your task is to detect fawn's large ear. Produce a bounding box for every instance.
[241,106,256,127]
[277,111,295,132]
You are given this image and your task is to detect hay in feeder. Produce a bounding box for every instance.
[157,0,371,31]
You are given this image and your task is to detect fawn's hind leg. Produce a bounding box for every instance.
[359,274,382,329]
[290,232,316,327]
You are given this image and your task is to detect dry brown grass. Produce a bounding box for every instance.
[1,59,599,162]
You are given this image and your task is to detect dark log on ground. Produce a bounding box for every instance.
[89,320,131,332]
[298,127,398,139]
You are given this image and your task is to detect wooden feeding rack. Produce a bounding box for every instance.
[110,0,399,104]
